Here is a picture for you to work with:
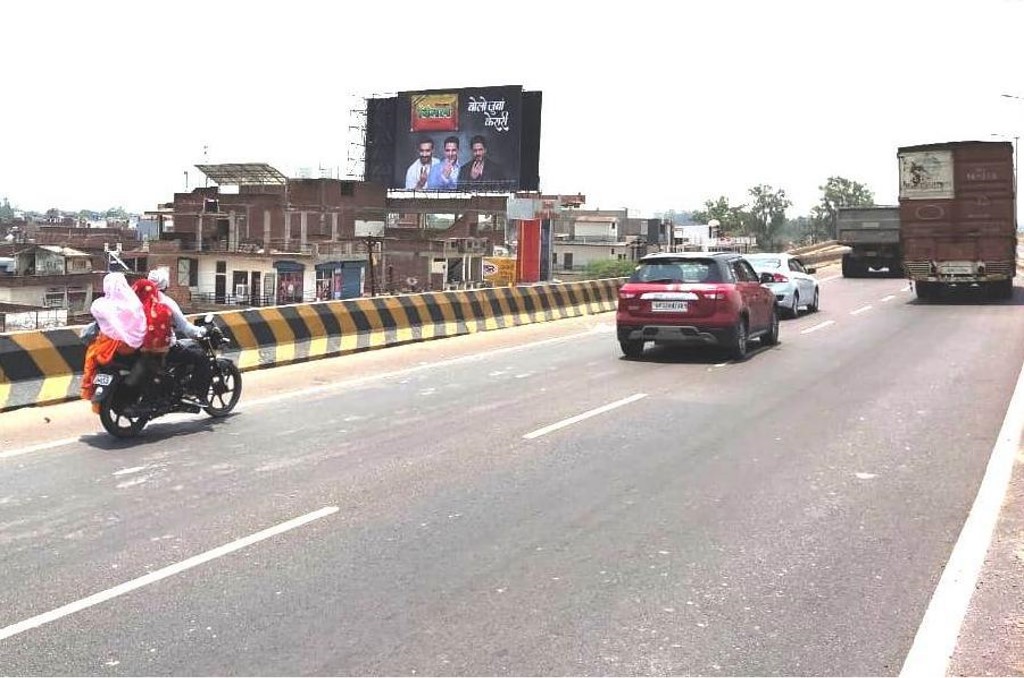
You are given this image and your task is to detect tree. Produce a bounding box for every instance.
[809,176,875,241]
[747,185,791,250]
[0,197,13,222]
[690,196,749,236]
[105,206,129,220]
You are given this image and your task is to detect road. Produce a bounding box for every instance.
[2,269,1023,675]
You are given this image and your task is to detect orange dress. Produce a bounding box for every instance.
[81,333,135,401]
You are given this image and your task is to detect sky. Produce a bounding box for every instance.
[2,0,1023,223]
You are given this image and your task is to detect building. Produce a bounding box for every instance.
[0,245,102,313]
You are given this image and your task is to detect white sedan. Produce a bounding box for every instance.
[743,253,820,318]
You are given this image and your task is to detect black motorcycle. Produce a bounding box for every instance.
[89,314,242,438]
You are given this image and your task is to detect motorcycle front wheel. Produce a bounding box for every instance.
[205,360,242,418]
[99,398,147,438]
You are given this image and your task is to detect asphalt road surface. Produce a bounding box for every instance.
[2,269,1024,676]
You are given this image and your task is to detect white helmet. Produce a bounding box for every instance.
[147,267,170,291]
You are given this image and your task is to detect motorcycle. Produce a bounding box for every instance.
[90,314,242,438]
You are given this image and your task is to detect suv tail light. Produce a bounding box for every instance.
[771,273,789,283]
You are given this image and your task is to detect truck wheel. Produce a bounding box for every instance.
[842,254,853,278]
[989,279,1013,300]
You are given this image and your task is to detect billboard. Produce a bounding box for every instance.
[366,85,541,193]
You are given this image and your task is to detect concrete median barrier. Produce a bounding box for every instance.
[0,279,624,412]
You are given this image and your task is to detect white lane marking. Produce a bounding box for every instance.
[0,437,81,461]
[800,320,835,335]
[523,393,648,440]
[850,305,873,316]
[713,361,730,368]
[112,466,147,477]
[818,274,843,283]
[900,359,1024,677]
[240,326,606,410]
[881,295,896,303]
[901,285,912,292]
[0,506,338,642]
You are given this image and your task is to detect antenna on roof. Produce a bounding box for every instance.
[106,246,131,273]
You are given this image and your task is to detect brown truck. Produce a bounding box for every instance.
[898,140,1016,300]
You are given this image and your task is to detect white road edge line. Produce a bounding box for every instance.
[881,295,896,303]
[850,305,873,316]
[0,437,82,461]
[0,506,339,642]
[800,320,835,335]
[900,359,1024,677]
[1,325,607,460]
[523,393,648,440]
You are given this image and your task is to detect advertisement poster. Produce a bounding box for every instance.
[393,85,522,192]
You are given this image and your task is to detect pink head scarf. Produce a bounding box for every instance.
[89,272,146,348]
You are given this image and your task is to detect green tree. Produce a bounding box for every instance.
[105,206,129,220]
[747,185,791,250]
[0,197,14,221]
[584,259,637,279]
[809,176,875,241]
[690,196,749,236]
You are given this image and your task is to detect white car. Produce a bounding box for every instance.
[743,253,820,318]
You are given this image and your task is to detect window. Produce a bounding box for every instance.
[789,259,806,273]
[630,259,724,284]
[732,260,758,282]
[563,253,574,270]
[177,257,198,287]
[44,289,64,307]
[216,260,227,274]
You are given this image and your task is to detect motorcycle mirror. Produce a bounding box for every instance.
[204,313,214,324]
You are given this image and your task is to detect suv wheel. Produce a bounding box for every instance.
[761,307,780,346]
[620,339,644,359]
[729,318,749,360]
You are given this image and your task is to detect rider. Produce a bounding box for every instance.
[145,267,213,408]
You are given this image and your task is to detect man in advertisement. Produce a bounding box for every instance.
[427,136,462,190]
[404,137,439,189]
[458,134,505,188]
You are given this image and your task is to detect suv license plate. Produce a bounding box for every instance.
[652,301,688,312]
[93,373,113,386]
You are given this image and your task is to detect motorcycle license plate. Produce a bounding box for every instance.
[93,373,113,386]
[652,301,688,312]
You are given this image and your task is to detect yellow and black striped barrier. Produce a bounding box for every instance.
[0,279,624,412]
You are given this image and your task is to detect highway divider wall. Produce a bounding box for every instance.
[0,279,625,413]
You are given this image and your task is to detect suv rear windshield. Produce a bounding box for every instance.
[629,259,724,284]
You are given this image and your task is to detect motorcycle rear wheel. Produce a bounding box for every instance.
[99,399,147,438]
[205,360,242,418]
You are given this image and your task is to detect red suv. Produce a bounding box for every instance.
[616,252,779,359]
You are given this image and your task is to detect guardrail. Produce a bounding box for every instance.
[0,278,626,413]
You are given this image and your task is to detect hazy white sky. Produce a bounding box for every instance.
[3,0,1022,221]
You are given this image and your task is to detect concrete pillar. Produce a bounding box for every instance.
[228,212,237,251]
[263,209,271,250]
[331,212,338,240]
[283,211,291,250]
[300,211,308,250]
